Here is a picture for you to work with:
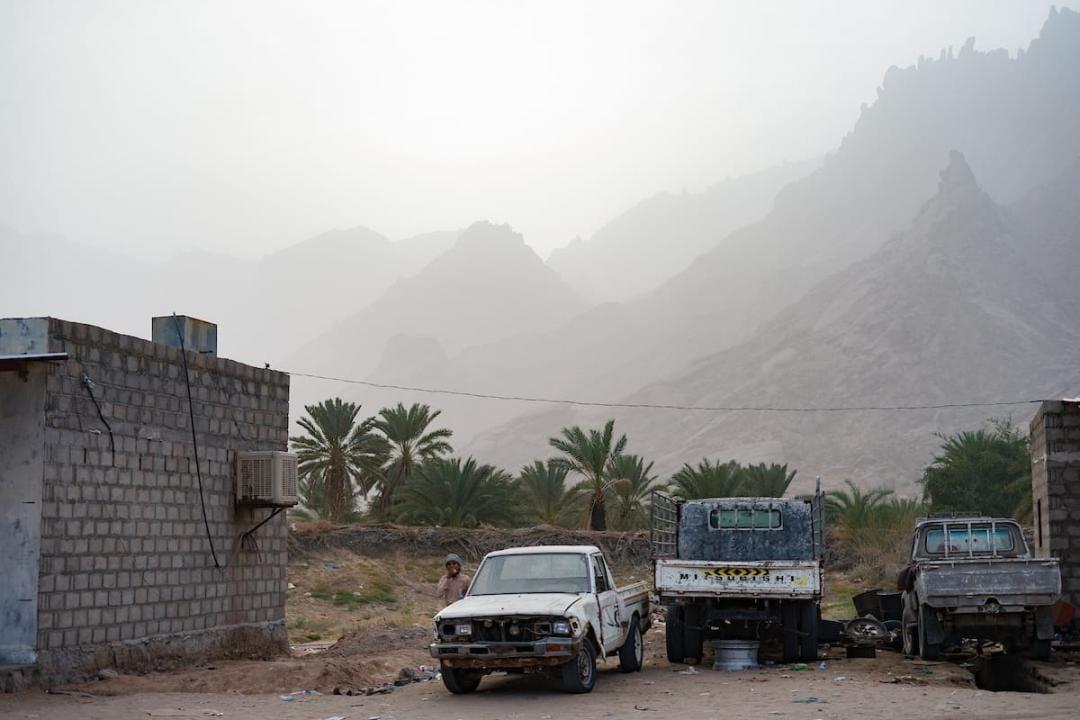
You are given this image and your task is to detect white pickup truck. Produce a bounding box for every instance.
[430,545,650,694]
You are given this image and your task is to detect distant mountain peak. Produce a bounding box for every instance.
[455,221,525,253]
[938,150,979,195]
[903,150,1001,249]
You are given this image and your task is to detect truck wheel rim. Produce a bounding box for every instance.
[578,650,593,684]
[634,628,643,665]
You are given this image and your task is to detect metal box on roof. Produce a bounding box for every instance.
[152,315,217,355]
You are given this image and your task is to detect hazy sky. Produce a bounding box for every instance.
[1,0,1073,260]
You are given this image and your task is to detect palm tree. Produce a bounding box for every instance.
[549,419,627,531]
[825,480,893,532]
[826,483,925,583]
[516,460,585,527]
[920,420,1030,519]
[669,459,745,500]
[878,496,927,529]
[607,454,657,531]
[372,402,453,519]
[289,398,389,523]
[742,463,797,498]
[396,457,516,528]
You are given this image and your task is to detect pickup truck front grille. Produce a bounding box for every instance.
[451,618,555,642]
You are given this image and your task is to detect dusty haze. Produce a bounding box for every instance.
[3,2,1079,491]
[1,0,1071,259]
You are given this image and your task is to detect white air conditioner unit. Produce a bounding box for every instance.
[235,451,299,507]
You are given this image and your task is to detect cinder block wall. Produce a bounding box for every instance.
[1030,400,1080,606]
[33,318,290,679]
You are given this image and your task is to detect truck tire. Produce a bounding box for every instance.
[798,601,819,661]
[901,593,918,656]
[619,616,644,672]
[561,642,597,693]
[440,665,482,694]
[683,603,705,664]
[665,605,686,663]
[781,602,799,664]
[918,605,940,661]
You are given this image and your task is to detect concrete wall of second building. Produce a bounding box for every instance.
[0,364,46,665]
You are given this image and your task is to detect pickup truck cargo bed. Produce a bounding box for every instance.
[918,557,1060,608]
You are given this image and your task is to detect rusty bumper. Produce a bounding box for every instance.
[430,637,580,670]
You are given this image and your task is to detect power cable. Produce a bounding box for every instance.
[285,371,1046,413]
[79,372,116,458]
[174,313,223,570]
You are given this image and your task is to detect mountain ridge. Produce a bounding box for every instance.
[466,151,1080,489]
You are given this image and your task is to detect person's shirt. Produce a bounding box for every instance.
[437,573,470,607]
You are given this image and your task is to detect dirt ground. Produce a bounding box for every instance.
[4,631,1079,720]
[2,538,1077,719]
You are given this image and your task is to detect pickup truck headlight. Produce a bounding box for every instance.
[455,623,472,636]
[552,620,572,635]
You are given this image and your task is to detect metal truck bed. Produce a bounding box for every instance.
[917,557,1061,609]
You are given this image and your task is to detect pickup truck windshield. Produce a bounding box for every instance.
[920,523,1023,557]
[469,553,590,595]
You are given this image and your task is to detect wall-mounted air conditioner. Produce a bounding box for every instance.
[235,451,299,507]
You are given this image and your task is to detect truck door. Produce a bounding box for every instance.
[592,553,622,653]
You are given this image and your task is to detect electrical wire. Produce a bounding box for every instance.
[79,372,116,457]
[285,371,1046,413]
[174,313,223,570]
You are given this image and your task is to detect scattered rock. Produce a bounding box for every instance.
[395,666,418,685]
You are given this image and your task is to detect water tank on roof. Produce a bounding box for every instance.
[152,315,217,355]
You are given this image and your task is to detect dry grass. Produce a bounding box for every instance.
[821,571,862,620]
[843,527,912,586]
[286,548,444,644]
[285,522,894,642]
[289,522,653,565]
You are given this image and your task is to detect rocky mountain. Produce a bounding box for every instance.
[289,221,588,385]
[250,226,457,361]
[450,8,1080,461]
[469,152,1080,491]
[0,224,456,365]
[547,159,818,303]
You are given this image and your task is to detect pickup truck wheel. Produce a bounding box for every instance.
[798,601,819,661]
[666,606,686,663]
[440,666,482,694]
[902,621,919,656]
[917,605,940,661]
[619,616,644,672]
[781,602,799,664]
[901,592,918,656]
[561,642,597,693]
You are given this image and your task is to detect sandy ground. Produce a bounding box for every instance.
[4,637,1079,720]
[2,540,1074,719]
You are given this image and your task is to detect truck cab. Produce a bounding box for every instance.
[900,515,1060,660]
[653,492,825,664]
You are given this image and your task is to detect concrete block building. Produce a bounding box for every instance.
[1030,399,1080,607]
[0,317,290,684]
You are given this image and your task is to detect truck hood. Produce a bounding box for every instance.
[436,593,583,621]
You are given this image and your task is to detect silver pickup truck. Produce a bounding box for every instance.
[900,516,1061,660]
[430,545,650,694]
